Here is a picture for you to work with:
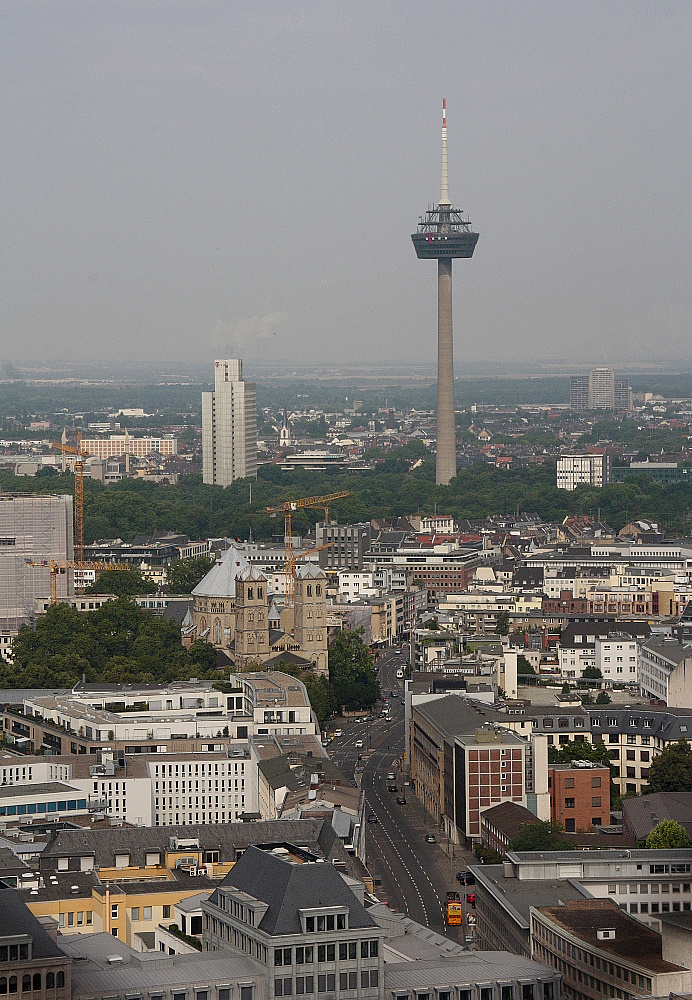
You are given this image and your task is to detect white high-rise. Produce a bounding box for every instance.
[202,359,257,486]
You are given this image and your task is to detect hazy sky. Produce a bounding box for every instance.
[2,1,691,369]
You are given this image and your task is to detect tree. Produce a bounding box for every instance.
[495,611,510,636]
[85,567,149,597]
[517,655,534,675]
[646,739,692,794]
[596,691,611,704]
[561,682,571,694]
[329,630,379,712]
[582,665,603,680]
[166,555,216,594]
[510,821,574,852]
[645,819,692,850]
[548,737,613,769]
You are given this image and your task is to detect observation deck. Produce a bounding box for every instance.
[412,205,479,259]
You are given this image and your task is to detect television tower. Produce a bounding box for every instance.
[412,100,479,485]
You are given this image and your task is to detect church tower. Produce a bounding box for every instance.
[234,567,270,668]
[279,408,291,447]
[293,565,328,676]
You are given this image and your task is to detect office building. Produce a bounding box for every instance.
[80,434,177,458]
[569,369,632,412]
[556,454,612,491]
[0,493,74,632]
[315,522,371,571]
[202,359,257,486]
[412,101,479,485]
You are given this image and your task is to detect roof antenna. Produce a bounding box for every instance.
[440,99,450,206]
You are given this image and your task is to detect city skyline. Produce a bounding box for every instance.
[2,3,691,367]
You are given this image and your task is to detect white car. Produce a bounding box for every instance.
[355,740,364,748]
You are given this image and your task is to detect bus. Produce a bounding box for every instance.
[446,901,462,926]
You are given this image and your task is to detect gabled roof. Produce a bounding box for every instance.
[295,564,326,580]
[0,885,63,957]
[192,545,250,598]
[210,845,375,935]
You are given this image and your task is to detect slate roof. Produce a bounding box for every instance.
[211,845,375,935]
[39,818,358,879]
[623,791,692,841]
[0,884,63,957]
[295,564,326,580]
[192,546,250,598]
[560,621,651,649]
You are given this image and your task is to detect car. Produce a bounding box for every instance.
[387,773,395,781]
[334,729,343,737]
[396,796,407,805]
[387,784,397,792]
[425,833,437,844]
[446,890,461,901]
[466,892,476,907]
[456,870,466,884]
[465,872,476,885]
[367,814,378,824]
[355,740,364,748]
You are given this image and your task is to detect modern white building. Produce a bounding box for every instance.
[595,633,638,684]
[556,454,612,491]
[202,359,257,486]
[638,633,692,707]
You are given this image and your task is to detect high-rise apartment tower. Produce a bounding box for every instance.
[412,101,479,485]
[570,368,632,411]
[202,359,257,486]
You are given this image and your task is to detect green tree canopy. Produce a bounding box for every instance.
[166,555,216,594]
[8,599,219,687]
[495,611,510,636]
[582,665,603,679]
[596,691,611,704]
[510,820,574,852]
[516,655,534,675]
[645,819,692,849]
[646,739,692,793]
[548,737,613,769]
[85,567,149,597]
[329,630,379,712]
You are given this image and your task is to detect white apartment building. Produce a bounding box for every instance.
[594,633,638,683]
[202,358,257,486]
[337,572,380,602]
[638,634,692,707]
[556,454,612,491]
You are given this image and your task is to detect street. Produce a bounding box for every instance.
[326,648,475,937]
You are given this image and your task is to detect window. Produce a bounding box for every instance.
[592,797,601,807]
[564,777,575,788]
[361,941,368,959]
[218,992,231,1000]
[131,908,140,921]
[565,819,575,832]
[565,798,575,809]
[45,976,54,991]
[592,776,601,787]
[481,990,494,1000]
[544,986,553,1000]
[111,904,118,920]
[9,979,16,995]
[143,906,152,921]
[370,940,378,957]
[163,905,171,919]
[240,991,254,1000]
[197,993,209,1000]
[502,988,514,1000]
[32,977,40,993]
[305,917,314,932]
[22,977,30,993]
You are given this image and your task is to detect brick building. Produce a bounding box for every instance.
[548,762,610,832]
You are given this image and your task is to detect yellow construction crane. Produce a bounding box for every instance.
[51,433,89,592]
[25,560,131,606]
[266,491,348,605]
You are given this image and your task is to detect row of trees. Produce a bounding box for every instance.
[85,556,216,597]
[3,449,692,543]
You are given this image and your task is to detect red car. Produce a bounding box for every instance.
[466,892,476,907]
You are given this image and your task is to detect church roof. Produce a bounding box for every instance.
[295,564,326,580]
[268,602,282,622]
[238,566,267,582]
[192,545,250,598]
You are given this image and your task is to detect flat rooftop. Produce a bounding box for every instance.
[537,898,684,973]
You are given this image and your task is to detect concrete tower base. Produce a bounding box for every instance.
[436,257,456,486]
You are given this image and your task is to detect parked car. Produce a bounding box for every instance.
[367,814,378,824]
[465,872,476,885]
[466,892,476,907]
[387,773,395,781]
[446,890,461,901]
[425,833,437,844]
[456,870,465,884]
[355,740,363,748]
[387,784,397,792]
[396,796,407,805]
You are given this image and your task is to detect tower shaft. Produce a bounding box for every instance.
[436,257,456,485]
